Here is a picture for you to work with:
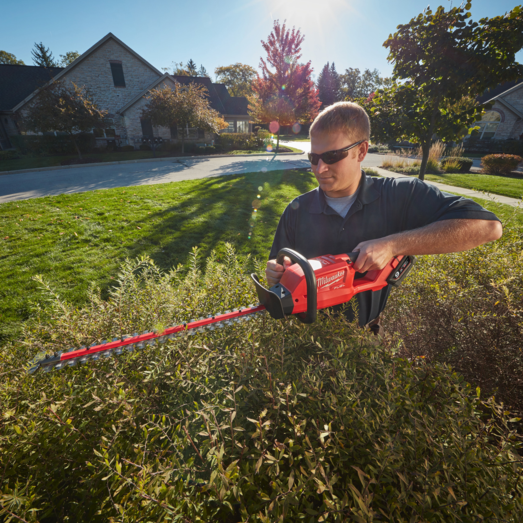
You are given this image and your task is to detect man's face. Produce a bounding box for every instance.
[310,131,368,197]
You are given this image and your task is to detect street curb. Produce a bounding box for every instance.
[373,166,522,208]
[0,150,305,176]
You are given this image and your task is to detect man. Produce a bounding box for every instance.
[266,102,502,329]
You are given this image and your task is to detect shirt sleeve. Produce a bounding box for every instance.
[269,201,297,259]
[400,178,501,230]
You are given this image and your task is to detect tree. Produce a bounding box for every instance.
[0,51,25,65]
[341,68,391,99]
[215,63,257,97]
[197,65,209,78]
[162,62,190,76]
[31,42,57,67]
[21,81,107,160]
[186,59,198,76]
[59,51,80,67]
[365,82,484,171]
[250,20,321,151]
[317,62,342,108]
[383,3,523,179]
[141,83,228,154]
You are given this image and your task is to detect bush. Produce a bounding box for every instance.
[440,156,474,173]
[465,137,523,156]
[481,154,522,175]
[120,145,135,152]
[139,144,152,151]
[1,247,522,522]
[9,133,96,156]
[385,223,523,418]
[216,132,262,151]
[0,149,19,161]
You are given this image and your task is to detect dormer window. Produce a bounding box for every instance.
[110,61,126,87]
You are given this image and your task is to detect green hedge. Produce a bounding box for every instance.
[0,149,19,161]
[9,133,97,156]
[481,154,523,175]
[440,156,474,173]
[216,132,264,151]
[1,247,522,522]
[465,138,523,156]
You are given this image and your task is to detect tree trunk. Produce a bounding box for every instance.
[71,134,82,161]
[276,126,280,153]
[418,141,430,181]
[181,134,185,154]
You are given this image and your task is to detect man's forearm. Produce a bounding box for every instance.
[387,219,502,257]
[352,219,502,273]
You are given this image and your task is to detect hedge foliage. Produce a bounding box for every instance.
[216,133,264,151]
[0,150,19,161]
[481,154,523,175]
[385,224,523,418]
[440,156,473,173]
[10,133,96,156]
[1,246,522,522]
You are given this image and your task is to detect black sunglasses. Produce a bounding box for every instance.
[308,139,365,166]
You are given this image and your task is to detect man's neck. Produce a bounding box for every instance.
[324,169,363,198]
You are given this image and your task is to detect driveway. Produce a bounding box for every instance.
[0,149,389,203]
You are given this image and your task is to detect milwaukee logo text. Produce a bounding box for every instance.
[317,271,345,289]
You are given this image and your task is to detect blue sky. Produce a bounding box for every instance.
[3,0,522,81]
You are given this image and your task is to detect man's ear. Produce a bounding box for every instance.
[357,141,369,163]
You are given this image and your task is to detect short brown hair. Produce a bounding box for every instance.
[309,101,370,142]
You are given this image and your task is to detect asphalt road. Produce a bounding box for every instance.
[0,149,388,203]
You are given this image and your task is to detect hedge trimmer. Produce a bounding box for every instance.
[28,248,415,375]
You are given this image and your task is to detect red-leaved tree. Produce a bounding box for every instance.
[250,20,321,151]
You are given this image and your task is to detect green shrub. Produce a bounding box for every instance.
[440,156,474,173]
[120,145,135,152]
[9,133,96,156]
[0,149,19,161]
[1,247,522,522]
[481,154,522,175]
[216,133,262,151]
[385,223,523,417]
[139,144,152,151]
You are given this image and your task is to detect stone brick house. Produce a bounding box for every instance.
[0,33,251,150]
[470,79,523,141]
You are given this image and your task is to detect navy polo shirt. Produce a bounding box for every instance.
[269,171,500,326]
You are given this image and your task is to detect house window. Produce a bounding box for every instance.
[141,119,154,138]
[470,111,501,139]
[223,121,235,133]
[110,62,126,87]
[237,120,249,133]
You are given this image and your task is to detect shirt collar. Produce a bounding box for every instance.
[308,170,382,215]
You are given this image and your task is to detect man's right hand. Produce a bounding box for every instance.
[266,256,292,287]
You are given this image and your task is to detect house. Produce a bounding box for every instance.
[0,33,252,150]
[470,79,523,141]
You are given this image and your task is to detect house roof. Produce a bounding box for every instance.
[11,32,163,113]
[478,79,523,104]
[0,64,63,112]
[118,74,176,113]
[119,74,250,117]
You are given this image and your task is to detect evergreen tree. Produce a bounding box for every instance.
[197,65,209,77]
[31,42,57,67]
[186,59,198,76]
[317,62,341,108]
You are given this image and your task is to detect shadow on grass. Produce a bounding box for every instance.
[126,168,316,273]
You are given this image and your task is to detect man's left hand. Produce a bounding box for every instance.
[352,238,395,273]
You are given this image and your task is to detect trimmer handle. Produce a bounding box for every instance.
[277,248,317,324]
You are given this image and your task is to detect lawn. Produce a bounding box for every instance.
[1,169,520,346]
[0,168,316,344]
[0,147,303,173]
[424,172,523,200]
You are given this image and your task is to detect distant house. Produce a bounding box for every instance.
[0,33,251,150]
[469,79,523,141]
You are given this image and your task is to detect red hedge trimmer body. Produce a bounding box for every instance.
[28,249,415,375]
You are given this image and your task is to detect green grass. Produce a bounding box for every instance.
[0,169,316,344]
[276,134,311,142]
[1,169,520,346]
[0,147,303,173]
[424,172,523,200]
